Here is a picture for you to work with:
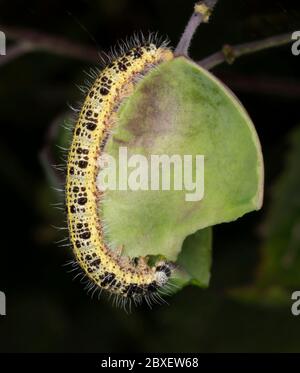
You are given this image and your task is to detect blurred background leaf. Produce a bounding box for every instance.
[259,125,300,287]
[230,125,300,306]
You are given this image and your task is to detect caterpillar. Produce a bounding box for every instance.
[66,35,175,307]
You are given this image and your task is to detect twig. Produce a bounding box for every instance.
[216,72,300,99]
[1,25,101,63]
[174,0,218,56]
[199,32,293,69]
[0,41,34,66]
[0,19,293,73]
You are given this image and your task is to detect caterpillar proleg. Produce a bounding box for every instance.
[66,35,175,306]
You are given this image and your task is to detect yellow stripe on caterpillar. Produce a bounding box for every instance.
[66,36,174,305]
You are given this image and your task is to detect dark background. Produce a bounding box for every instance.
[0,0,300,352]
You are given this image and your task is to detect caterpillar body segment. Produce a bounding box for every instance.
[66,37,174,304]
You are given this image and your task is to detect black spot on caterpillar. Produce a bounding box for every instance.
[65,35,175,308]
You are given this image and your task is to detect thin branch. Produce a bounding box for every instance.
[217,72,300,99]
[1,25,101,63]
[174,0,218,56]
[199,32,293,69]
[0,41,34,66]
[0,22,293,74]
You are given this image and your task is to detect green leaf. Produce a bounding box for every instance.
[258,126,300,288]
[102,56,263,268]
[229,125,300,305]
[42,56,263,290]
[174,227,212,288]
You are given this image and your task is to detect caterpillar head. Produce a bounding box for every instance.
[154,262,173,286]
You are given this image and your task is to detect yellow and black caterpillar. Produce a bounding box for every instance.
[66,36,174,305]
